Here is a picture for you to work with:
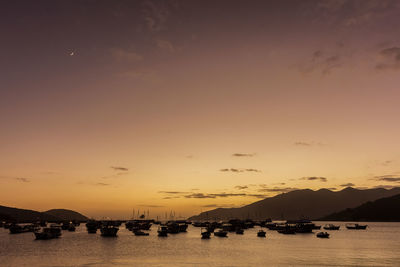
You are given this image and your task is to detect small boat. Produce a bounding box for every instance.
[278,228,296,235]
[133,230,149,236]
[201,228,211,239]
[214,229,228,237]
[9,224,38,234]
[346,223,367,230]
[67,224,76,232]
[34,226,62,240]
[324,224,340,230]
[100,223,119,237]
[158,225,168,237]
[257,230,266,237]
[316,231,330,238]
[86,220,99,234]
[235,228,244,235]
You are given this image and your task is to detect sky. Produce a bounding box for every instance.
[1,0,400,219]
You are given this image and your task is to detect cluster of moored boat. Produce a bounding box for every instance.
[0,219,368,240]
[192,219,368,239]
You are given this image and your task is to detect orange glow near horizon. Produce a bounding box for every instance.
[1,1,400,219]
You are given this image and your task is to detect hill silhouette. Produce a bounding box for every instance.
[0,205,88,222]
[45,209,88,221]
[319,194,400,221]
[188,187,400,221]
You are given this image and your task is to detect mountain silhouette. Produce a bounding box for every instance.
[319,193,400,221]
[188,187,400,221]
[0,205,88,222]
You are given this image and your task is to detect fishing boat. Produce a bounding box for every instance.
[257,229,266,237]
[324,224,340,230]
[235,228,244,234]
[9,224,39,234]
[201,228,211,239]
[158,225,168,237]
[316,231,330,238]
[346,223,367,230]
[214,229,228,237]
[34,225,62,240]
[86,220,99,234]
[100,222,119,237]
[133,230,149,236]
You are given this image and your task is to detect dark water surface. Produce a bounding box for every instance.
[1,222,399,266]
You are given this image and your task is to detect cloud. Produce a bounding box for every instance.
[158,191,189,194]
[299,50,342,75]
[141,0,177,32]
[201,204,238,208]
[184,193,216,199]
[247,194,269,199]
[300,176,328,182]
[156,39,175,53]
[340,183,355,187]
[232,153,255,157]
[374,175,400,182]
[15,177,30,183]
[294,141,312,146]
[376,47,400,70]
[138,204,165,208]
[111,166,129,171]
[96,182,110,186]
[220,168,261,173]
[234,185,248,190]
[111,48,142,62]
[257,187,299,193]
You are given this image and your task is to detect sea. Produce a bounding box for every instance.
[0,222,399,266]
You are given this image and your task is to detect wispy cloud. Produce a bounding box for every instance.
[257,186,298,193]
[340,183,355,187]
[95,182,110,186]
[373,175,400,182]
[220,168,261,173]
[138,204,165,208]
[299,50,342,75]
[15,177,30,183]
[111,166,129,171]
[300,176,328,182]
[376,47,400,70]
[234,185,248,190]
[294,141,312,146]
[232,153,255,157]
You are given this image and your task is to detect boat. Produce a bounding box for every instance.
[68,224,76,231]
[214,229,228,237]
[235,228,244,234]
[34,226,62,240]
[324,224,340,230]
[133,230,149,236]
[316,231,330,238]
[86,220,99,234]
[346,223,367,230]
[100,222,119,237]
[9,224,39,234]
[257,230,266,237]
[201,228,211,239]
[158,225,168,237]
[278,227,296,235]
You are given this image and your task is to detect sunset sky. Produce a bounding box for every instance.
[1,0,400,219]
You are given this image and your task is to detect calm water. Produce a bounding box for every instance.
[1,222,399,266]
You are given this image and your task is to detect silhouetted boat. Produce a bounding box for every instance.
[257,229,266,237]
[34,225,62,240]
[67,224,76,232]
[214,229,228,237]
[9,223,39,234]
[278,227,296,235]
[86,220,99,234]
[324,224,340,230]
[133,230,149,236]
[346,223,367,230]
[158,225,168,237]
[100,222,119,237]
[201,228,211,239]
[235,228,244,234]
[316,231,330,238]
